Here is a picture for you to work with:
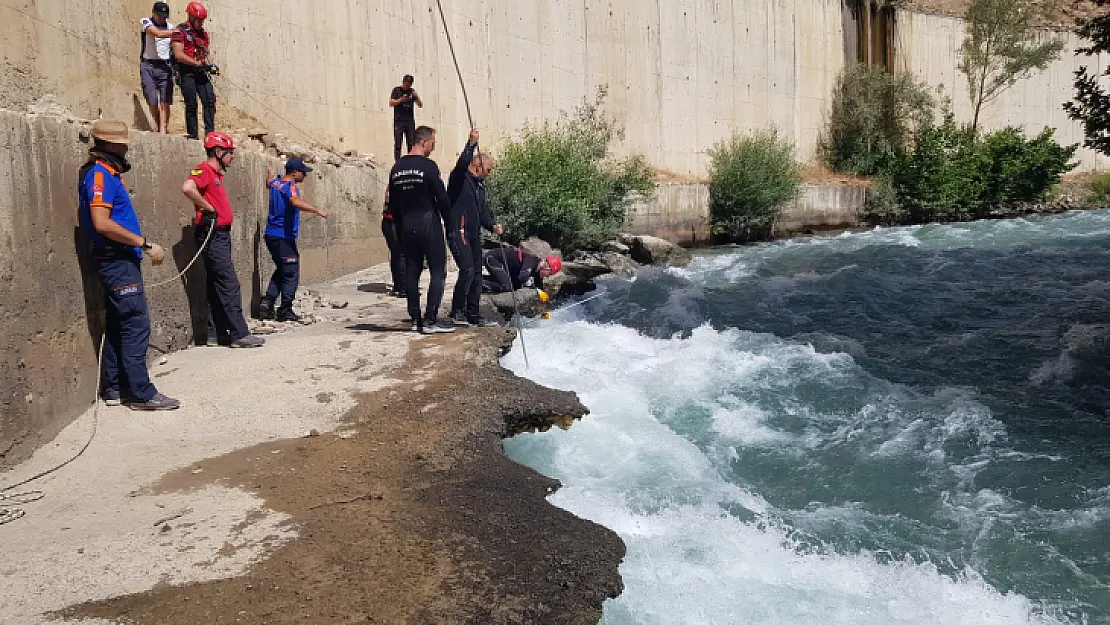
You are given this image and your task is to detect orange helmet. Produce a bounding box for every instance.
[203,132,234,150]
[185,2,207,19]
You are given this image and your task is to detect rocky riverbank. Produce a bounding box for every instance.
[1,264,624,625]
[484,233,693,319]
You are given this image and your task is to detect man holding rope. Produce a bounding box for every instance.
[78,121,180,410]
[447,128,502,328]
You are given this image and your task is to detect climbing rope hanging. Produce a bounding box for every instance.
[433,0,530,369]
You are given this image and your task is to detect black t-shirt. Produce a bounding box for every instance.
[388,154,450,230]
[391,86,415,123]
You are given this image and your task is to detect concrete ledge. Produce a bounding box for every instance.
[626,182,867,245]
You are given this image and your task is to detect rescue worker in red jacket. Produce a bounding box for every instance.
[181,132,264,348]
[172,2,218,140]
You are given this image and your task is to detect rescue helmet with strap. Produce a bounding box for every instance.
[204,132,235,151]
[186,2,207,19]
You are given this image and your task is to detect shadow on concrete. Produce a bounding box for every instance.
[73,227,106,359]
[250,223,263,319]
[172,225,210,346]
[357,282,392,294]
[346,323,412,333]
[132,94,153,133]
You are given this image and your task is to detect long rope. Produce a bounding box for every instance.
[433,0,529,368]
[0,224,216,525]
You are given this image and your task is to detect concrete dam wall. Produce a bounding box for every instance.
[1,0,1103,177]
[0,110,384,464]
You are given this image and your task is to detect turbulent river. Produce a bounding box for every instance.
[503,210,1110,625]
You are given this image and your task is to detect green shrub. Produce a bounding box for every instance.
[819,63,935,177]
[487,89,655,251]
[1088,172,1110,206]
[861,178,907,226]
[887,114,1076,224]
[708,128,802,241]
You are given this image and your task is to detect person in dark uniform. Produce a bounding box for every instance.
[483,247,562,293]
[389,74,423,162]
[258,157,329,322]
[78,120,179,410]
[388,125,454,334]
[381,185,407,297]
[181,131,264,348]
[446,128,502,327]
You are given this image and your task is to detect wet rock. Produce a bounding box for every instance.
[599,240,630,255]
[486,288,544,318]
[520,237,559,261]
[625,234,693,267]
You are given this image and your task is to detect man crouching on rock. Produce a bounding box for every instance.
[446,128,503,328]
[78,120,180,410]
[482,247,562,294]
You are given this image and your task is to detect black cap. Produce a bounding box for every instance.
[153,2,170,16]
[285,157,313,174]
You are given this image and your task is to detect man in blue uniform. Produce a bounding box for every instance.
[258,157,329,322]
[78,120,180,410]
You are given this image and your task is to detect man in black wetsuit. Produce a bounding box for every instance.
[388,125,454,334]
[483,246,562,293]
[447,128,503,328]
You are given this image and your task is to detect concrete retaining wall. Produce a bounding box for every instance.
[627,181,866,244]
[0,110,385,465]
[895,11,1110,172]
[2,1,1102,177]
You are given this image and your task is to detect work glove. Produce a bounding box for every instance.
[147,243,166,266]
[537,289,550,304]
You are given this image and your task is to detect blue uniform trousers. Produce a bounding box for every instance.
[96,257,157,401]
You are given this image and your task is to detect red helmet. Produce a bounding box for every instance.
[545,255,563,275]
[203,132,234,150]
[186,2,207,19]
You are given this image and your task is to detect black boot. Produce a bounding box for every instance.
[276,307,302,323]
[258,298,275,320]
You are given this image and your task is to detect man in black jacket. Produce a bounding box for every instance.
[483,247,562,293]
[389,125,454,334]
[447,129,503,327]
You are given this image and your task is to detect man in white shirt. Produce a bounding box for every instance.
[140,2,175,134]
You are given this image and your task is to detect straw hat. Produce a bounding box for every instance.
[90,120,131,145]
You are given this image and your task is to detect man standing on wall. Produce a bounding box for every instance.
[447,128,503,328]
[78,120,180,410]
[258,158,329,323]
[172,1,218,140]
[389,126,454,334]
[181,132,265,348]
[139,2,175,134]
[389,74,423,162]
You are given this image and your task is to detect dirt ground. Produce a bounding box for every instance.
[1,265,624,625]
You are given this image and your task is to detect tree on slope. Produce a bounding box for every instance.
[1065,0,1110,155]
[959,0,1064,133]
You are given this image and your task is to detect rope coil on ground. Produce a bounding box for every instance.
[0,224,215,526]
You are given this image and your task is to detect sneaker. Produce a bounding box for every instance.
[101,388,122,406]
[257,299,275,321]
[470,318,500,328]
[450,312,471,327]
[230,335,266,348]
[420,321,456,335]
[127,393,181,411]
[411,320,421,332]
[389,288,407,298]
[275,309,302,323]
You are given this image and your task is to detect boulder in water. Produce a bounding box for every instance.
[625,235,693,268]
